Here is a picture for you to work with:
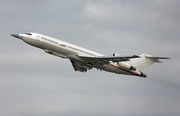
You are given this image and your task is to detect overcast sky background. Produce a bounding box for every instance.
[1,0,180,116]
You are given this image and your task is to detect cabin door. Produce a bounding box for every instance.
[37,35,40,41]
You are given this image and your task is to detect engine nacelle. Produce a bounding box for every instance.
[118,62,136,71]
[113,53,120,56]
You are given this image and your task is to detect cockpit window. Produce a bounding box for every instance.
[25,33,32,35]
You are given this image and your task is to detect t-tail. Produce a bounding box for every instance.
[129,53,170,72]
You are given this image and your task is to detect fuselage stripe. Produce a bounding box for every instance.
[108,64,140,76]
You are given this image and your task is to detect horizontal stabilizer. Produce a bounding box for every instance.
[146,56,170,63]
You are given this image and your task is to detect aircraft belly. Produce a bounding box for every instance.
[22,37,44,49]
[23,37,72,57]
[44,45,74,58]
[102,64,131,75]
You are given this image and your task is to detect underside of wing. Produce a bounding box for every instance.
[77,54,140,65]
[70,60,93,72]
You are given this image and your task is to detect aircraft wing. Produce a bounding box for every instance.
[77,54,140,65]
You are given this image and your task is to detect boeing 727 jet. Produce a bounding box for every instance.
[11,32,170,78]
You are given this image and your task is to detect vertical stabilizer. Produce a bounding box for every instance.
[129,53,169,71]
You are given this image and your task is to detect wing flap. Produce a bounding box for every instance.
[70,60,93,72]
[77,54,140,65]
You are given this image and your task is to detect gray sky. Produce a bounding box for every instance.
[1,0,180,116]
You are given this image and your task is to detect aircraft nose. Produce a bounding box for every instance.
[11,34,19,38]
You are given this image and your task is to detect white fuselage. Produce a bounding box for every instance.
[12,32,144,77]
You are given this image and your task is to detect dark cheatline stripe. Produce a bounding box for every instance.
[108,64,140,76]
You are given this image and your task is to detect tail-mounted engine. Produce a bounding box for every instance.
[118,62,136,71]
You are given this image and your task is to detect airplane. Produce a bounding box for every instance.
[11,32,170,78]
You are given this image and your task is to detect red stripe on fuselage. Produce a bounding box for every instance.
[108,64,140,76]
